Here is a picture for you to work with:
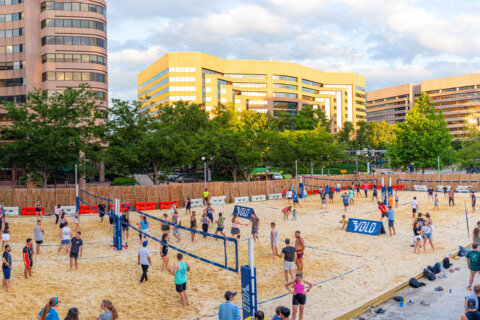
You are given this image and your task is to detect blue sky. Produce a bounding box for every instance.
[106,0,480,101]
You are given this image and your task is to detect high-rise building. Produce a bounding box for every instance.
[0,0,108,182]
[137,52,366,131]
[367,74,480,137]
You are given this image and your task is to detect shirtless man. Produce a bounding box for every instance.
[294,231,305,272]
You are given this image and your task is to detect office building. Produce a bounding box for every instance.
[0,0,108,181]
[137,52,366,131]
[367,74,480,137]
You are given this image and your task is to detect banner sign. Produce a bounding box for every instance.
[346,218,383,236]
[233,205,255,220]
[241,265,257,320]
[381,186,387,205]
[299,183,304,199]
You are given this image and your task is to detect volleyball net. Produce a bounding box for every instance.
[304,176,378,189]
[396,178,479,193]
[77,188,239,273]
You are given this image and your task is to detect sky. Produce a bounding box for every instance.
[106,0,480,102]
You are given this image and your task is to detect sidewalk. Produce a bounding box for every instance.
[357,257,469,320]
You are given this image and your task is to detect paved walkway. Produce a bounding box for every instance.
[357,256,470,320]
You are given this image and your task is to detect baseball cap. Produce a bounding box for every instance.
[4,245,9,250]
[142,241,148,247]
[388,205,392,208]
[224,291,237,300]
[468,298,477,308]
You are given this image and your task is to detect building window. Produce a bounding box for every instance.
[302,87,317,94]
[274,83,297,90]
[0,77,25,87]
[0,44,24,54]
[41,36,106,49]
[355,85,365,91]
[241,91,266,97]
[302,79,321,87]
[273,101,298,116]
[42,72,107,83]
[0,27,24,38]
[0,12,23,22]
[41,53,106,66]
[273,75,297,82]
[355,100,365,105]
[0,0,24,5]
[273,92,297,98]
[0,60,25,70]
[41,19,106,31]
[40,2,106,15]
[232,82,266,88]
[225,74,266,79]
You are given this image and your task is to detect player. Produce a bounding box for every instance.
[271,222,278,260]
[190,211,197,242]
[185,195,192,215]
[23,238,33,279]
[339,215,348,229]
[251,213,259,242]
[371,185,378,202]
[33,220,45,255]
[98,203,106,223]
[69,231,83,270]
[378,201,387,220]
[295,231,306,273]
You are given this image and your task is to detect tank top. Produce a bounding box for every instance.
[190,217,197,228]
[3,223,8,234]
[174,261,187,285]
[218,217,224,228]
[271,228,278,242]
[161,241,168,256]
[202,216,209,225]
[232,219,240,229]
[294,280,305,294]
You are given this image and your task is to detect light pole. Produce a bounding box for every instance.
[202,156,213,189]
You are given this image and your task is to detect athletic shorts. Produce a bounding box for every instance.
[293,200,299,203]
[109,216,114,224]
[388,220,394,228]
[35,240,43,245]
[414,235,422,242]
[2,234,9,241]
[2,268,10,280]
[74,219,79,224]
[216,227,224,232]
[175,282,187,293]
[186,204,191,209]
[252,227,258,234]
[70,251,79,259]
[283,260,295,271]
[423,233,432,239]
[343,203,349,207]
[35,207,41,212]
[61,239,70,245]
[231,227,240,235]
[59,223,65,229]
[292,293,306,305]
[412,208,417,213]
[99,212,105,217]
[271,239,277,246]
[381,212,387,218]
[321,199,327,204]
[122,224,129,232]
[173,228,181,236]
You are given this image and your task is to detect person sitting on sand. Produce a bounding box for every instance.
[339,215,348,229]
[271,306,284,320]
[461,298,480,320]
[465,284,480,312]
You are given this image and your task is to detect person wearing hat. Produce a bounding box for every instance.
[461,298,480,320]
[138,240,151,283]
[387,205,396,237]
[2,244,11,292]
[218,290,241,320]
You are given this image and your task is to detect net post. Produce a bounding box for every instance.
[113,199,123,251]
[75,165,79,212]
[241,238,257,319]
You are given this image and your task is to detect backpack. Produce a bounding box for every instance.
[409,278,421,288]
[393,296,404,301]
[423,267,436,281]
[442,257,451,269]
[459,246,467,257]
[432,262,442,274]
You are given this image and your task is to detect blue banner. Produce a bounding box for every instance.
[388,186,393,201]
[233,205,255,220]
[346,218,383,236]
[241,265,257,320]
[381,186,387,205]
[299,183,304,199]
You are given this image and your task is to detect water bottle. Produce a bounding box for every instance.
[449,288,452,294]
[371,306,374,314]
[400,299,404,307]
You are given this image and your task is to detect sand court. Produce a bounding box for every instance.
[0,190,477,319]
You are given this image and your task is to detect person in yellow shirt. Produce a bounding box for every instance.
[388,194,394,208]
[339,215,348,229]
[203,188,209,206]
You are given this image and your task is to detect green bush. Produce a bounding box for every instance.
[111,177,137,186]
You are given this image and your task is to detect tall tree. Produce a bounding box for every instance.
[389,92,457,172]
[337,121,354,146]
[368,121,396,150]
[352,120,369,149]
[0,86,104,186]
[294,105,330,131]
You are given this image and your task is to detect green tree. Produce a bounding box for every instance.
[294,105,330,131]
[389,92,457,172]
[367,121,396,149]
[337,121,354,145]
[0,86,104,186]
[459,130,480,169]
[353,120,369,149]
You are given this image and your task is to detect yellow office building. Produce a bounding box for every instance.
[137,52,366,131]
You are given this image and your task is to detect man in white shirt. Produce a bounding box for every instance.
[138,241,151,283]
[411,197,418,219]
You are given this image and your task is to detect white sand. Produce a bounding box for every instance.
[0,191,476,319]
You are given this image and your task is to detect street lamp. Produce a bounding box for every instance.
[201,156,213,188]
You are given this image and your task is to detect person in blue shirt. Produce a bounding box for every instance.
[218,291,241,320]
[292,192,301,208]
[387,206,396,237]
[37,297,61,320]
[341,193,350,213]
[138,216,150,241]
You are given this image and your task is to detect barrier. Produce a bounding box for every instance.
[4,207,19,216]
[345,218,383,236]
[109,202,130,212]
[250,195,266,202]
[80,205,99,214]
[62,206,76,215]
[313,189,319,194]
[21,207,44,216]
[210,196,227,205]
[159,200,179,209]
[234,196,250,204]
[413,185,428,191]
[190,198,203,207]
[135,202,156,211]
[437,185,451,191]
[268,193,282,200]
[457,185,472,192]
